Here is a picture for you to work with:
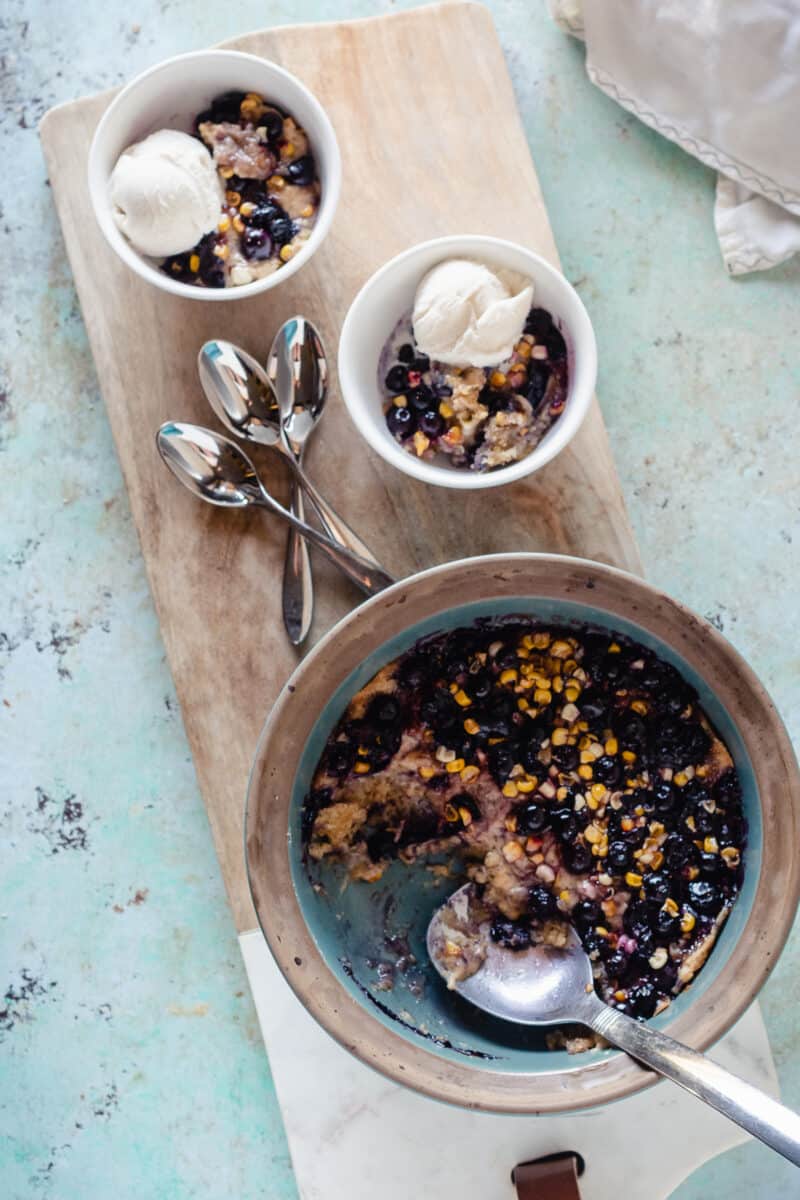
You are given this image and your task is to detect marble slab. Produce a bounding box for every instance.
[239,930,780,1200]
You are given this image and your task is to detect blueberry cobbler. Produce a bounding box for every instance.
[304,624,745,1046]
[109,91,319,288]
[377,258,568,471]
[381,308,568,472]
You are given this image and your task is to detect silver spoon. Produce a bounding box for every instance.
[268,318,324,647]
[198,339,386,573]
[428,884,800,1168]
[156,422,393,597]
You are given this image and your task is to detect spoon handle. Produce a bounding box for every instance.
[290,459,389,572]
[255,493,394,597]
[586,999,800,1167]
[283,474,314,646]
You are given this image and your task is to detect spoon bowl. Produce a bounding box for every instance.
[427,883,800,1167]
[199,340,282,447]
[156,420,261,507]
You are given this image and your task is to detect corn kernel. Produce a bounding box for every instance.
[444,425,463,445]
[502,781,519,799]
[534,688,552,706]
[578,764,593,780]
[458,806,474,827]
[354,761,370,774]
[300,204,315,218]
[490,370,506,389]
[229,192,245,208]
[590,783,607,803]
[625,871,643,888]
[551,640,572,659]
[614,989,628,1003]
[609,642,621,654]
[695,764,708,778]
[594,925,609,938]
[721,847,741,868]
[463,718,480,735]
[418,765,436,780]
[220,167,235,179]
[444,940,461,957]
[213,243,229,260]
[586,794,599,811]
[392,395,407,408]
[453,689,472,707]
[517,697,529,712]
[680,911,696,934]
[413,431,430,457]
[551,727,568,746]
[559,889,571,903]
[233,215,246,234]
[281,141,296,159]
[189,254,200,273]
[444,803,460,822]
[500,668,518,685]
[662,897,679,916]
[585,824,602,844]
[605,737,619,756]
[687,865,700,881]
[439,401,454,418]
[650,851,664,870]
[622,750,637,763]
[630,699,649,715]
[516,779,535,794]
[532,632,551,649]
[703,836,719,854]
[562,702,580,723]
[279,244,295,263]
[564,685,581,703]
[551,675,564,694]
[446,758,465,774]
[217,215,231,233]
[556,785,568,801]
[649,947,668,970]
[502,840,524,863]
[436,744,456,762]
[267,174,286,191]
[674,771,689,787]
[460,765,480,784]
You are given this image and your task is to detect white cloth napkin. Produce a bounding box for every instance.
[550,0,800,274]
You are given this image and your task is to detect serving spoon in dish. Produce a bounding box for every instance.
[156,421,393,597]
[428,884,800,1167]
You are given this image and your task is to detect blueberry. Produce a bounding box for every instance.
[628,980,658,1018]
[386,405,416,439]
[528,885,558,918]
[698,851,722,880]
[663,833,698,872]
[521,738,546,775]
[524,307,554,339]
[654,908,680,942]
[564,841,593,874]
[607,840,632,872]
[419,409,444,438]
[488,744,516,783]
[245,199,281,228]
[368,695,401,725]
[241,226,274,261]
[542,324,567,360]
[326,742,354,776]
[527,361,550,407]
[471,672,492,699]
[641,872,671,904]
[595,755,621,785]
[261,108,285,142]
[413,353,431,372]
[687,880,719,913]
[407,384,435,412]
[605,950,630,980]
[572,900,601,930]
[269,215,296,246]
[384,365,409,393]
[198,90,246,127]
[367,828,398,862]
[552,744,579,772]
[515,802,548,835]
[550,807,578,843]
[482,387,511,413]
[580,699,609,727]
[397,343,415,363]
[653,780,677,817]
[490,918,531,951]
[287,154,316,185]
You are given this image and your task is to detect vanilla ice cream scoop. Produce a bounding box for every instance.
[109,129,222,258]
[412,259,534,367]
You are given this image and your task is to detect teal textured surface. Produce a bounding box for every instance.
[1,1,798,1197]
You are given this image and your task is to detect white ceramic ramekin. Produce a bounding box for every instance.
[88,49,341,301]
[338,235,597,489]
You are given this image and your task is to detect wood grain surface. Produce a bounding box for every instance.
[40,1,640,931]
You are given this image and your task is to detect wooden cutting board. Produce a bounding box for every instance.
[40,1,640,933]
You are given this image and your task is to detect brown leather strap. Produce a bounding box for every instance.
[512,1153,583,1200]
